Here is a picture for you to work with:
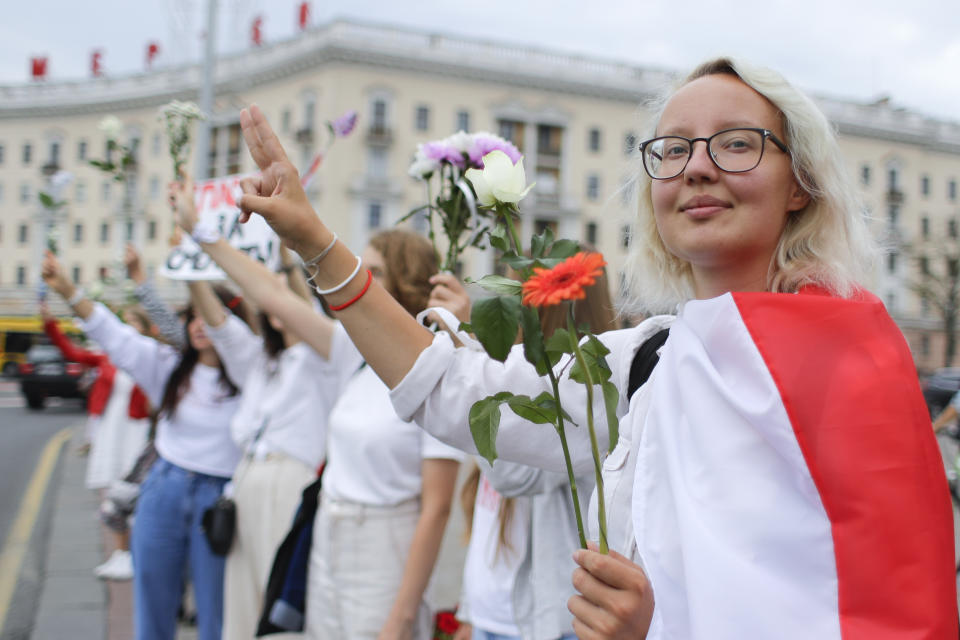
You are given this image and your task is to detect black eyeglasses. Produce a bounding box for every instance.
[639,127,790,180]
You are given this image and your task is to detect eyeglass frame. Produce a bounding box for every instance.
[638,127,791,180]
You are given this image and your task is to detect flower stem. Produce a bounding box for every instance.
[500,204,524,258]
[568,307,608,554]
[547,367,588,549]
[426,179,440,268]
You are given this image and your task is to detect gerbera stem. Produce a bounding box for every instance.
[547,367,588,550]
[568,307,608,554]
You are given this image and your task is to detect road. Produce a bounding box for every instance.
[0,379,84,639]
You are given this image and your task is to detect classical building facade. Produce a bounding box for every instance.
[2,20,959,369]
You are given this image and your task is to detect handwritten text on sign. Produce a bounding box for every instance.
[160,174,280,280]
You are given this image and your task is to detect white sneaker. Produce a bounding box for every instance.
[94,549,134,581]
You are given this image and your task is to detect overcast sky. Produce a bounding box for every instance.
[2,0,958,122]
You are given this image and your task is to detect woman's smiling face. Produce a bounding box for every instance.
[650,73,809,297]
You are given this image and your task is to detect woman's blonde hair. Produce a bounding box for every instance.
[369,229,438,316]
[621,57,877,314]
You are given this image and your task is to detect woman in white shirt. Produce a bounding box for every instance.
[42,251,249,640]
[226,57,955,640]
[170,180,463,640]
[186,267,336,639]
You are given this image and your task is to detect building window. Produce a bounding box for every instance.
[20,183,30,204]
[18,224,28,244]
[537,125,562,156]
[73,223,83,243]
[921,216,929,239]
[72,266,82,284]
[621,224,631,250]
[887,167,899,191]
[585,221,598,245]
[125,221,134,242]
[147,220,157,241]
[101,181,111,202]
[0,143,5,164]
[367,147,388,179]
[588,128,601,152]
[861,164,870,185]
[100,222,109,243]
[77,140,87,161]
[921,175,930,197]
[497,120,525,151]
[150,176,160,201]
[23,143,32,165]
[0,183,3,203]
[16,265,26,286]
[950,179,957,202]
[415,105,430,132]
[887,251,897,274]
[919,255,929,275]
[586,174,600,201]
[152,132,161,156]
[950,219,958,239]
[75,181,86,203]
[372,99,388,133]
[48,141,60,168]
[624,132,637,156]
[456,110,470,133]
[922,297,930,316]
[368,202,383,229]
[887,205,899,227]
[281,109,292,133]
[921,333,931,357]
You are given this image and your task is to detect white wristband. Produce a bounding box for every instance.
[67,288,85,307]
[304,232,338,268]
[311,255,363,296]
[191,220,221,244]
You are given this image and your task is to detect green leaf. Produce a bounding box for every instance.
[468,275,523,296]
[571,334,613,385]
[548,239,580,260]
[506,394,557,424]
[396,204,432,224]
[531,390,575,424]
[544,329,574,365]
[38,192,56,208]
[88,159,116,172]
[500,253,536,272]
[489,224,509,253]
[471,295,522,362]
[602,381,620,453]
[519,305,549,375]
[469,392,513,464]
[458,321,473,334]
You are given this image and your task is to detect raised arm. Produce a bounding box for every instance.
[169,176,336,360]
[40,302,104,367]
[186,280,261,385]
[235,105,432,382]
[126,243,186,348]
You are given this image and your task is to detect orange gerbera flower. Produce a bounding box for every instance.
[522,251,606,307]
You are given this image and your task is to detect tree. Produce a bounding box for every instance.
[909,239,960,368]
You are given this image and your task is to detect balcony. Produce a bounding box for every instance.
[295,127,314,146]
[886,189,904,205]
[366,126,393,147]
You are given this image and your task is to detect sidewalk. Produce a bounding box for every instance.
[32,424,468,639]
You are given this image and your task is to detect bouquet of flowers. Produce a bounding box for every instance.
[404,131,523,273]
[458,151,618,553]
[158,100,205,178]
[89,116,138,182]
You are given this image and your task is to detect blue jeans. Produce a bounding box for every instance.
[472,631,576,640]
[131,458,229,640]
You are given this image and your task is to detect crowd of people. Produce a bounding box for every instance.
[37,55,958,640]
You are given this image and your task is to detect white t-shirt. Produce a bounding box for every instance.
[206,316,336,470]
[81,303,242,477]
[323,324,464,506]
[462,470,530,635]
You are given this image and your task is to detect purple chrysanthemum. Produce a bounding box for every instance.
[468,134,522,168]
[329,110,358,137]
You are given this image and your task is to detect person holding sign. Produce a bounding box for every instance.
[169,177,465,640]
[228,56,955,639]
[42,251,251,640]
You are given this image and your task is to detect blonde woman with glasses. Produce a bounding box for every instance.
[230,57,955,639]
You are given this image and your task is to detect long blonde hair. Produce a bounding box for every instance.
[621,57,878,315]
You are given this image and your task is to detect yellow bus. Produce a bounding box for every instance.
[0,315,83,377]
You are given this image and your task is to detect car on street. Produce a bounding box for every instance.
[922,367,960,418]
[18,344,89,410]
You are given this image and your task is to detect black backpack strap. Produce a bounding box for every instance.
[627,328,670,401]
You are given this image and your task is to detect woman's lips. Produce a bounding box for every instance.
[680,196,731,219]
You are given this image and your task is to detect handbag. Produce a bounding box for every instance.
[202,495,237,556]
[201,417,270,556]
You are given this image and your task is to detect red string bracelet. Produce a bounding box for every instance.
[329,269,373,312]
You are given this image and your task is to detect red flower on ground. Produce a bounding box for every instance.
[522,251,606,307]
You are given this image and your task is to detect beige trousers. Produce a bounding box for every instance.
[305,495,434,640]
[222,453,316,640]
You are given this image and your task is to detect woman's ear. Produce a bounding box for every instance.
[787,180,811,213]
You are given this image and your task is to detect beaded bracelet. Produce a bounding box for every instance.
[329,270,373,312]
[311,255,363,296]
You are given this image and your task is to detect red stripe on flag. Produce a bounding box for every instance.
[734,288,957,639]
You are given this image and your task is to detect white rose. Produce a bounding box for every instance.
[98,116,123,141]
[464,150,534,206]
